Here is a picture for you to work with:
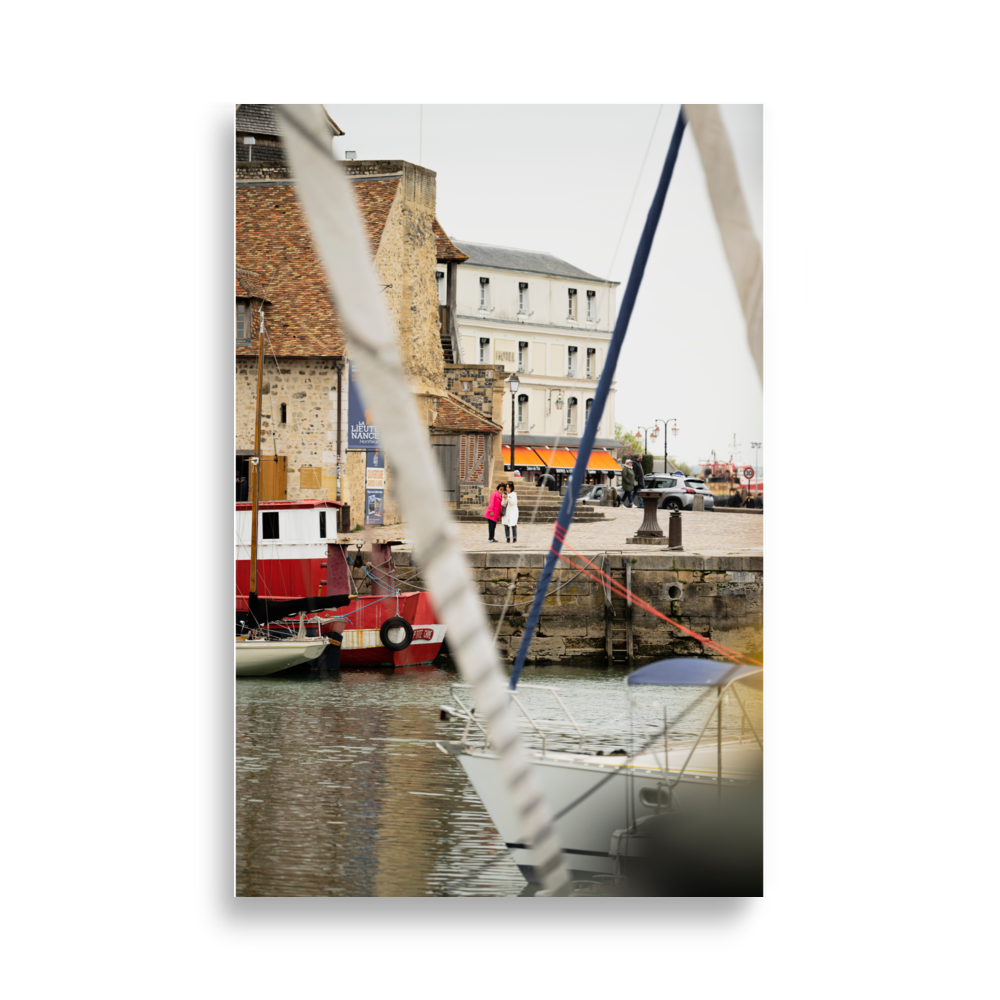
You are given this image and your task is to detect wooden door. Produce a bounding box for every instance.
[432,438,457,501]
[257,456,287,500]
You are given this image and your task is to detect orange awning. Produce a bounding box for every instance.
[531,447,577,470]
[502,445,546,468]
[568,449,622,472]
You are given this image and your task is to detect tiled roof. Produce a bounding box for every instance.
[432,392,502,434]
[351,177,401,257]
[235,266,272,302]
[452,241,616,284]
[433,219,468,263]
[235,176,400,357]
[236,103,344,138]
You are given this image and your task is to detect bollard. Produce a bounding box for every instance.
[692,495,705,512]
[631,490,668,545]
[668,509,683,550]
[339,503,351,533]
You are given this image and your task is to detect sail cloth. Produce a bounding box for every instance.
[509,108,689,691]
[274,105,570,895]
[245,591,351,627]
[683,104,763,384]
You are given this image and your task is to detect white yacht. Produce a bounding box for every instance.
[235,636,330,677]
[437,658,762,883]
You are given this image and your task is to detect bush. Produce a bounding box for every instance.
[642,453,653,475]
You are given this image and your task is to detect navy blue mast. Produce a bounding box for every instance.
[509,108,687,690]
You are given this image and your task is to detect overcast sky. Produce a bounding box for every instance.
[326,104,763,474]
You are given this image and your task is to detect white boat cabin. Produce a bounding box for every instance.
[235,499,340,564]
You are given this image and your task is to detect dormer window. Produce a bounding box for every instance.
[567,288,578,321]
[236,301,249,342]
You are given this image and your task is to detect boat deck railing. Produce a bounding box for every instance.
[443,681,763,796]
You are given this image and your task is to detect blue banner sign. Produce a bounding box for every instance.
[348,363,381,450]
[365,448,385,525]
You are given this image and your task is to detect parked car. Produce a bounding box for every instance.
[577,484,617,506]
[637,474,716,511]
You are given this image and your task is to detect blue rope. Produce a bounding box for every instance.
[509,108,687,690]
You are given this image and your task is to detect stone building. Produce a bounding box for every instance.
[234,105,502,526]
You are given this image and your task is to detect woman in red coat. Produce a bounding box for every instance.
[484,485,504,543]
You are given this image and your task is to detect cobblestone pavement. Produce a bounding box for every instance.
[375,506,762,558]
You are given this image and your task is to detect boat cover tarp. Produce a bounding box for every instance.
[246,591,352,626]
[627,658,762,688]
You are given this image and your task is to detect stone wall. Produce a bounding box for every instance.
[445,363,506,487]
[374,164,447,392]
[380,549,763,665]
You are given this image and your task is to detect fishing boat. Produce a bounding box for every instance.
[436,658,762,882]
[234,500,446,668]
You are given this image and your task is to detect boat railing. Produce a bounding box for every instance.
[444,679,762,783]
[442,684,590,756]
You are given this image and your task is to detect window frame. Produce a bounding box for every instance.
[236,300,250,343]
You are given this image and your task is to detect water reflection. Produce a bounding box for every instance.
[235,663,762,897]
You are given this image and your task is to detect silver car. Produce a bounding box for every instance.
[641,474,716,511]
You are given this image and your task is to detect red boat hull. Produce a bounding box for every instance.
[259,591,446,669]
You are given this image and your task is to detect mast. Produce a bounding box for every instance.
[249,304,265,597]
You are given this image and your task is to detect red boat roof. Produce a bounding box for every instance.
[235,499,343,511]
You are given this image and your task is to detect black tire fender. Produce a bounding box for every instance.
[379,616,413,651]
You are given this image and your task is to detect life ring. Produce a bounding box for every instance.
[379,616,414,651]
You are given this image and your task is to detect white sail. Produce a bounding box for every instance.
[684,104,763,383]
[273,104,569,894]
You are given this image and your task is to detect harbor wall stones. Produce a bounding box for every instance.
[371,549,763,664]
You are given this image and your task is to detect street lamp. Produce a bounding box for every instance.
[636,424,657,456]
[655,418,678,472]
[507,372,520,474]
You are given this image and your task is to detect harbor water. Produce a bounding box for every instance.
[236,662,763,897]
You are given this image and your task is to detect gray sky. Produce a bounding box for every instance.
[327,104,763,475]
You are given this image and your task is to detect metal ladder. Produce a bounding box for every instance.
[602,551,633,666]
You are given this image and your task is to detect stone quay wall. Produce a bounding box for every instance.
[359,548,763,665]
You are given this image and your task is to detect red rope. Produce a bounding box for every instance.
[552,542,762,666]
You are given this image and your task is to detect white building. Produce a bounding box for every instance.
[450,241,622,481]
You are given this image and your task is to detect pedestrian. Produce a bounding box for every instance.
[502,481,519,543]
[484,483,504,542]
[633,456,645,507]
[621,460,637,507]
[237,475,249,502]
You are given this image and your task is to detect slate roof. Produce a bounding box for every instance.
[501,433,622,450]
[432,393,502,434]
[452,241,616,284]
[235,104,344,138]
[433,219,468,263]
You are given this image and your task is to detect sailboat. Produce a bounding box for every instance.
[234,302,343,678]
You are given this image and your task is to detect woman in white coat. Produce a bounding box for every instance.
[502,481,519,543]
